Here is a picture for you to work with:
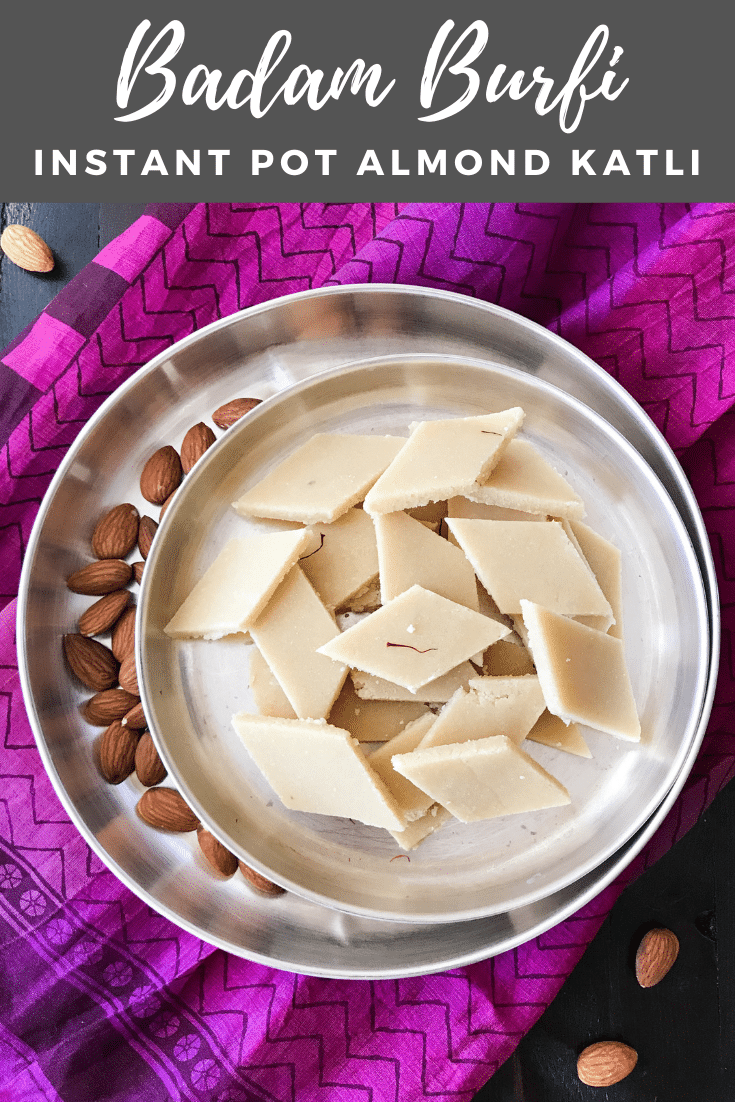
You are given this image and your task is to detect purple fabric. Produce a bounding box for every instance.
[0,202,733,1100]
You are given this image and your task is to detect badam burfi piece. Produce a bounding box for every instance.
[232,713,406,830]
[419,675,546,750]
[249,646,297,718]
[250,566,348,720]
[164,528,316,640]
[318,585,509,692]
[374,510,479,610]
[467,439,585,520]
[350,661,477,703]
[363,409,524,515]
[483,637,536,677]
[447,519,613,619]
[368,714,437,819]
[392,736,571,823]
[527,710,591,758]
[447,496,548,523]
[568,519,624,639]
[299,507,379,612]
[327,677,430,742]
[232,433,404,524]
[521,600,640,741]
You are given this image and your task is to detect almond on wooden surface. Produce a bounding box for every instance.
[635,927,679,987]
[1,224,54,272]
[577,1041,638,1087]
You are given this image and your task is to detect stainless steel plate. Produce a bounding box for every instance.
[18,286,719,976]
[140,355,710,924]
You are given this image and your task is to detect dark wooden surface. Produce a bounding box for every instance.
[1,203,731,1100]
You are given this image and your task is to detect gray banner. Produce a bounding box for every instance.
[1,0,729,199]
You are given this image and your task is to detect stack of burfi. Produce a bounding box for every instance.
[164,410,639,850]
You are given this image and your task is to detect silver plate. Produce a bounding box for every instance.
[140,355,710,924]
[18,286,719,976]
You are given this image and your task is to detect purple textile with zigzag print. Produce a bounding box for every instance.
[0,202,733,1101]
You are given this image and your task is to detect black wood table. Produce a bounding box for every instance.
[1,203,730,1101]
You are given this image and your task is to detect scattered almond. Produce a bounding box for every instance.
[138,516,158,559]
[110,606,136,662]
[159,490,177,519]
[212,397,262,430]
[140,446,182,505]
[132,561,145,585]
[181,422,216,473]
[82,688,139,726]
[118,653,139,695]
[99,720,140,784]
[635,927,679,987]
[78,589,131,637]
[238,860,286,897]
[121,700,147,729]
[92,503,139,559]
[197,828,238,876]
[136,787,200,832]
[1,224,54,272]
[577,1041,638,1087]
[67,559,132,595]
[134,731,167,786]
[63,634,119,691]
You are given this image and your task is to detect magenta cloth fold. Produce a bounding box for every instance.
[1,202,733,1101]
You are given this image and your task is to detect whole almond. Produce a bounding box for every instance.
[118,653,139,695]
[135,731,167,786]
[140,446,182,505]
[67,559,132,595]
[159,490,177,519]
[197,828,238,877]
[181,422,216,473]
[1,224,54,272]
[212,397,262,430]
[111,606,136,662]
[121,700,147,729]
[82,688,139,726]
[99,720,140,784]
[78,589,131,637]
[577,1042,638,1087]
[238,860,286,897]
[635,927,679,987]
[63,634,119,691]
[132,561,146,585]
[136,788,200,832]
[92,503,139,559]
[138,516,158,559]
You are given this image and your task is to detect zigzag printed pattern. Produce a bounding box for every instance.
[0,203,734,1101]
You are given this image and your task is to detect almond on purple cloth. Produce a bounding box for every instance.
[197,828,238,877]
[212,397,262,430]
[63,634,119,691]
[134,731,167,786]
[91,503,139,559]
[181,422,216,473]
[67,559,132,595]
[78,589,131,637]
[99,720,140,784]
[140,446,182,505]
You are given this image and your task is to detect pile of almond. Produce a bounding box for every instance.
[63,395,283,895]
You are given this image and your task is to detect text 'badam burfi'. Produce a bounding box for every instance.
[521,600,640,741]
[232,713,406,830]
[363,409,524,515]
[232,433,404,524]
[318,585,509,692]
[391,735,571,823]
[164,528,317,640]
